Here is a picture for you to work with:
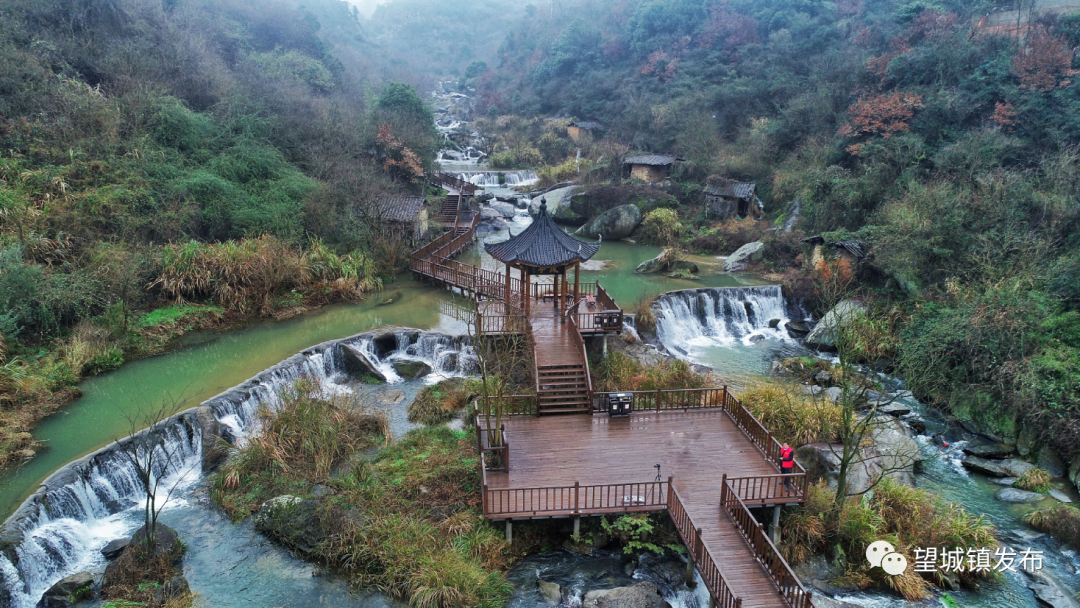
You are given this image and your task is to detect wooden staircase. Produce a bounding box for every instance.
[440,194,460,223]
[536,364,591,414]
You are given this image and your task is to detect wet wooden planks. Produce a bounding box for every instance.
[486,410,790,608]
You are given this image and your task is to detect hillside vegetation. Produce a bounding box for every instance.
[449,0,1080,462]
[0,0,436,466]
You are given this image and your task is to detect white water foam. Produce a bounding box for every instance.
[654,286,801,354]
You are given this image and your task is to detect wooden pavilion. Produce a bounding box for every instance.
[484,198,601,319]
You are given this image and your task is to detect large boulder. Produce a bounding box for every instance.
[489,201,518,218]
[962,456,1011,477]
[723,241,764,271]
[575,204,642,240]
[804,300,867,351]
[153,575,190,605]
[101,537,129,561]
[1024,570,1080,608]
[392,360,431,380]
[996,488,1045,503]
[795,416,922,494]
[582,582,671,608]
[636,249,699,275]
[254,495,326,557]
[36,571,93,608]
[538,580,562,606]
[341,344,387,383]
[128,523,182,560]
[962,439,1016,459]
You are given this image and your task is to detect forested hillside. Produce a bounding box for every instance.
[0,0,436,465]
[466,0,1080,458]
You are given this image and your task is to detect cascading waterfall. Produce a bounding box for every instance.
[451,171,538,187]
[0,420,202,608]
[0,328,471,608]
[654,286,803,355]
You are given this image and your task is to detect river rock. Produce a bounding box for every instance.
[1000,458,1038,478]
[575,204,642,240]
[1024,570,1079,608]
[804,300,867,351]
[342,344,387,383]
[785,321,810,337]
[153,574,190,604]
[901,415,926,435]
[101,537,129,561]
[669,259,698,273]
[195,405,227,472]
[962,440,1016,459]
[822,387,843,403]
[489,201,518,218]
[1037,446,1067,478]
[393,360,431,380]
[36,571,93,608]
[1047,489,1072,503]
[636,249,676,274]
[582,582,671,608]
[793,554,846,597]
[992,477,1018,486]
[810,596,863,608]
[377,389,406,405]
[996,488,1045,503]
[254,495,325,557]
[538,580,562,605]
[877,403,911,417]
[723,241,764,271]
[962,456,1011,477]
[129,523,182,560]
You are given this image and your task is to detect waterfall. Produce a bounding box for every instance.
[0,327,470,608]
[0,418,203,608]
[450,171,538,187]
[654,286,803,355]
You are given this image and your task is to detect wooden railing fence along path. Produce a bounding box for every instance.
[668,485,742,608]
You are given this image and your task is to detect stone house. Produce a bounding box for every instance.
[566,120,603,142]
[375,195,429,243]
[624,154,679,184]
[704,177,764,219]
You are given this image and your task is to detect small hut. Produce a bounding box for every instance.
[704,177,764,219]
[484,199,600,318]
[624,154,678,184]
[567,120,603,142]
[375,195,429,243]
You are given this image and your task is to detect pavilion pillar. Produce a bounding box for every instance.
[524,268,531,320]
[771,505,781,544]
[554,268,560,312]
[573,261,580,310]
[505,262,512,314]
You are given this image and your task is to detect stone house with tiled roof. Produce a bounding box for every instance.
[624,154,679,184]
[704,176,764,219]
[375,195,429,243]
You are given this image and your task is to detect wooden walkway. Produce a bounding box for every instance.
[409,177,810,608]
[485,411,795,608]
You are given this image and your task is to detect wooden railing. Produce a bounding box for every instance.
[567,310,593,403]
[726,474,808,505]
[484,480,669,517]
[721,390,809,481]
[722,476,812,608]
[475,415,509,472]
[480,394,538,416]
[667,485,742,608]
[432,172,478,196]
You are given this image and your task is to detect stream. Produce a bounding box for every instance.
[3,171,1078,606]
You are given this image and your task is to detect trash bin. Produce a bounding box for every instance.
[609,393,632,417]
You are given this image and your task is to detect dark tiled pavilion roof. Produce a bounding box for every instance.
[485,200,600,268]
[624,154,677,166]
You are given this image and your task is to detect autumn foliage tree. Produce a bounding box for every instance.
[376,124,424,184]
[839,91,924,154]
[1012,25,1079,92]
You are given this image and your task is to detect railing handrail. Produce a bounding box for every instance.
[722,478,812,608]
[667,484,742,608]
[567,311,593,403]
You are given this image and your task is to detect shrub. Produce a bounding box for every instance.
[740,384,841,446]
[639,208,682,246]
[1015,468,1052,493]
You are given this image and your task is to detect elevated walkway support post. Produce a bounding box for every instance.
[505,520,513,544]
[771,505,781,544]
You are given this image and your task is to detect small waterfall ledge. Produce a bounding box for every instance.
[0,327,474,608]
[653,285,807,356]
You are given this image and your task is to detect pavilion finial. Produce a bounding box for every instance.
[539,198,547,213]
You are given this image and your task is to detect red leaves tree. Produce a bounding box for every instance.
[376,124,424,184]
[1012,25,1079,92]
[839,92,924,154]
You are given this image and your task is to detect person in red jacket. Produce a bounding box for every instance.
[779,442,795,492]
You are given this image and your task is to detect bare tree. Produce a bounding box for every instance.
[114,398,198,547]
[809,258,923,507]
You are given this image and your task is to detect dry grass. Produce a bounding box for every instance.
[1024,503,1080,549]
[780,479,997,601]
[633,295,658,334]
[407,378,482,425]
[1015,468,1053,493]
[593,350,705,392]
[739,383,841,446]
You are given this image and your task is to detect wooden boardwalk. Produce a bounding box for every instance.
[486,411,795,608]
[409,177,810,608]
